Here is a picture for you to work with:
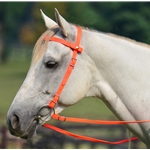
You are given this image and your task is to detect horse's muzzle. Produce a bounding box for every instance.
[6,109,39,141]
[7,115,38,141]
[6,105,52,140]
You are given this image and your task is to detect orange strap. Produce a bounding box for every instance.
[43,114,150,144]
[43,113,150,145]
[48,26,83,108]
[52,114,150,125]
[43,123,138,145]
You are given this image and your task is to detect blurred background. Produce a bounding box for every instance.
[0,2,149,149]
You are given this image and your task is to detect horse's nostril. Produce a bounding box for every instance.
[11,115,20,129]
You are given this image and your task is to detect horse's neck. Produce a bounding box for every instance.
[83,29,150,119]
[84,30,150,73]
[82,29,150,146]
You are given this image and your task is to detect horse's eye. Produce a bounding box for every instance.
[45,61,58,69]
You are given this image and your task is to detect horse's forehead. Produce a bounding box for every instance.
[31,27,59,65]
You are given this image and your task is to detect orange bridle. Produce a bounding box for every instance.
[42,26,150,145]
[48,26,83,109]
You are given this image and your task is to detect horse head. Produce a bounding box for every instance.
[6,9,96,140]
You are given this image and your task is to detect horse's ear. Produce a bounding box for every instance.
[55,8,71,37]
[40,9,57,29]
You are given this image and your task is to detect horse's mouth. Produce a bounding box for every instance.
[20,120,39,141]
[8,107,52,141]
[21,114,51,141]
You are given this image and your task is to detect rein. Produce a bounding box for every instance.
[42,26,150,145]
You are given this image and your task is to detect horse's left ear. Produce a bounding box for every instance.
[55,8,72,37]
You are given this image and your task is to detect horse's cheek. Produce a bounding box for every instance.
[61,68,91,105]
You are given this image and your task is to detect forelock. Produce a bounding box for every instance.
[31,26,59,65]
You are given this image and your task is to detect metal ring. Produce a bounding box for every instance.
[36,104,55,121]
[37,104,49,116]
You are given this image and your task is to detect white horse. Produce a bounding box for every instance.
[7,9,150,148]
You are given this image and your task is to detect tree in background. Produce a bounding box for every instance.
[17,2,150,45]
[19,2,67,45]
[90,2,150,44]
[0,2,33,62]
[1,2,150,62]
